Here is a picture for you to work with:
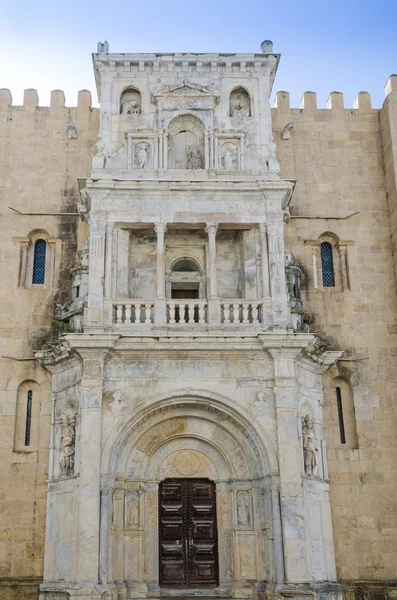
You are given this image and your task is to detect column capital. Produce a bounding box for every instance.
[154,222,167,235]
[106,222,115,234]
[258,222,267,235]
[338,245,347,256]
[205,223,218,235]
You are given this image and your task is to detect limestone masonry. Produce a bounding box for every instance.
[0,40,396,600]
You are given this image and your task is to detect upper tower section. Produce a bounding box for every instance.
[92,41,280,178]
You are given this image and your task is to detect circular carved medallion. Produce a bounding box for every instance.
[173,451,200,476]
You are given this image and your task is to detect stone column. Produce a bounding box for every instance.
[339,245,349,291]
[267,219,289,326]
[104,223,114,298]
[144,482,160,594]
[75,349,108,590]
[154,223,167,325]
[19,240,30,287]
[259,223,270,297]
[87,214,106,325]
[205,223,221,324]
[268,347,309,584]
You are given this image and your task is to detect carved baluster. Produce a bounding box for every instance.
[188,302,195,324]
[198,302,205,324]
[223,303,230,324]
[116,304,123,324]
[145,303,152,324]
[125,303,132,324]
[169,302,176,324]
[233,303,240,323]
[252,303,259,324]
[242,302,249,324]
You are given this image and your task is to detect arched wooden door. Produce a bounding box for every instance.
[159,479,219,587]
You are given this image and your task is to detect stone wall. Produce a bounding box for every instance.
[0,90,99,598]
[274,86,397,582]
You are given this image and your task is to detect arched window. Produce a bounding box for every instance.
[25,390,33,447]
[32,239,46,284]
[320,242,335,287]
[171,258,200,273]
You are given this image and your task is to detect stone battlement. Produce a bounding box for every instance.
[0,88,96,112]
[274,75,397,111]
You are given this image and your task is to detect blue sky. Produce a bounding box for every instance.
[2,0,396,108]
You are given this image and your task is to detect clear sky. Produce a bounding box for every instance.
[2,0,396,108]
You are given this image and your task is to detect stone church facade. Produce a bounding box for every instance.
[0,41,396,600]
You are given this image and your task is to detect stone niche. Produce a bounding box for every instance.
[167,114,205,169]
[120,87,142,115]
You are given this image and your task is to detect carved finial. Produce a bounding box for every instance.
[281,122,294,140]
[260,40,273,53]
[97,40,109,53]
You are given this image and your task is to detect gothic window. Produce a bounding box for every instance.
[320,242,335,287]
[32,239,47,284]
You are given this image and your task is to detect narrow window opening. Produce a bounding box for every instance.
[320,242,335,287]
[25,390,33,447]
[336,386,346,444]
[32,239,47,284]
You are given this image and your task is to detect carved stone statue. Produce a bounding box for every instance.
[136,144,149,169]
[302,415,318,476]
[126,492,139,526]
[222,148,234,170]
[60,415,76,477]
[187,144,202,169]
[231,96,249,118]
[237,491,251,526]
[281,122,294,140]
[66,120,78,140]
[122,100,140,115]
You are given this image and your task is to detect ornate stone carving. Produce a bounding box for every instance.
[120,88,142,115]
[302,414,318,476]
[66,120,78,139]
[125,491,140,527]
[135,142,150,169]
[173,450,200,476]
[60,414,76,477]
[104,389,130,414]
[237,490,251,526]
[281,122,294,140]
[230,88,251,118]
[187,144,203,169]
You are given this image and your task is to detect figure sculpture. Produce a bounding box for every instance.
[302,415,317,476]
[136,145,149,169]
[237,492,251,526]
[60,415,76,477]
[122,100,140,115]
[231,95,249,118]
[223,149,234,170]
[187,144,202,169]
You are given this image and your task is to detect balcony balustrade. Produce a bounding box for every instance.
[111,298,263,326]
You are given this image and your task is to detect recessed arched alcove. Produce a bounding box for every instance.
[167,114,205,169]
[100,393,280,595]
[229,87,251,117]
[120,87,142,114]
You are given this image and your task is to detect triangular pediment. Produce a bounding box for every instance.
[153,81,218,98]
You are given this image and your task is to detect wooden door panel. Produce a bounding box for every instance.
[159,479,218,587]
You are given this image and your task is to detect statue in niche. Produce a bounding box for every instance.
[122,100,140,115]
[237,491,251,526]
[230,89,250,118]
[135,143,150,169]
[187,144,202,169]
[302,415,318,476]
[267,135,280,172]
[222,147,235,170]
[126,492,140,527]
[60,414,76,477]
